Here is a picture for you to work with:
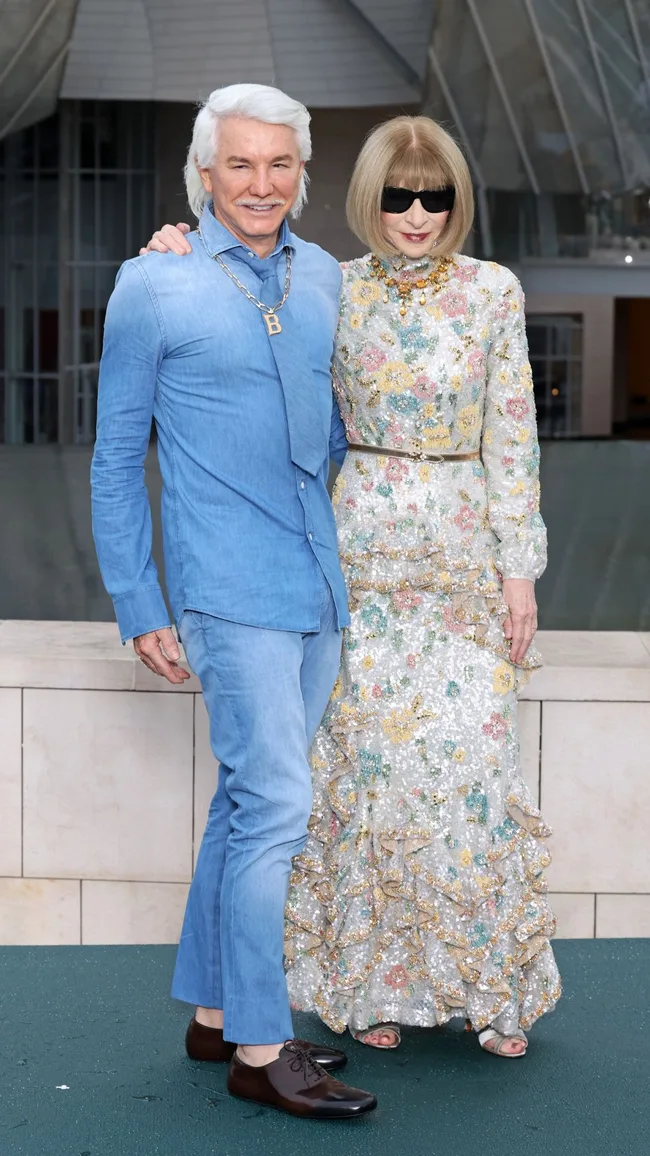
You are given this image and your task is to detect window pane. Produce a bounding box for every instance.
[551,325,570,357]
[39,309,59,374]
[99,175,127,260]
[36,116,60,172]
[78,173,96,258]
[1,99,156,444]
[36,377,59,443]
[80,115,96,169]
[526,324,546,357]
[75,364,98,445]
[97,105,119,169]
[7,378,35,443]
[569,325,583,358]
[128,173,155,254]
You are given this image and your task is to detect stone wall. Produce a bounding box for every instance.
[1,623,649,944]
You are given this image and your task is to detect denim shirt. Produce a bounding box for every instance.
[91,204,350,642]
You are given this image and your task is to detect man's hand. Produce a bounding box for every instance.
[139,223,192,256]
[133,627,191,684]
[502,578,537,665]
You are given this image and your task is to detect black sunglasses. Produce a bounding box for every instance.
[381,185,456,215]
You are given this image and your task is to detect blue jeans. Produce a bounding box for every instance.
[172,576,342,1044]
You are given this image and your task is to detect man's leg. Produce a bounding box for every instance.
[172,608,377,1117]
[173,586,342,1034]
[171,613,234,1019]
[173,578,344,1040]
[172,763,233,1018]
[176,610,313,1054]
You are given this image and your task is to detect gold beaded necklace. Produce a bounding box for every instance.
[369,253,455,317]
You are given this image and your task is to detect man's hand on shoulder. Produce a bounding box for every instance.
[133,627,191,684]
[139,223,192,256]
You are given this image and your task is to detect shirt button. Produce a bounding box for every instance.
[300,481,305,489]
[308,532,313,541]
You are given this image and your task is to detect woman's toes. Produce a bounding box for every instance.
[363,1029,399,1047]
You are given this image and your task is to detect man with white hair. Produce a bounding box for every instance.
[91,84,376,1119]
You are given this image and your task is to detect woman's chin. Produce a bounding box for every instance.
[394,238,436,260]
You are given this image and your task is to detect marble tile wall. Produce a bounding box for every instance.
[0,624,649,944]
[0,689,22,877]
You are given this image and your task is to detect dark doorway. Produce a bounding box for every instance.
[614,298,650,437]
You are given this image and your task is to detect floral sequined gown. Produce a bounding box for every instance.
[285,252,561,1036]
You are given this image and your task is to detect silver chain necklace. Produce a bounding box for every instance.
[197,224,292,336]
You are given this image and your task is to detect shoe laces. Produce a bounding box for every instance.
[284,1041,326,1086]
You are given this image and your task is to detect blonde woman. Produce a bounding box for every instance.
[143,115,561,1059]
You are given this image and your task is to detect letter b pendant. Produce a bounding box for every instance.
[264,312,282,336]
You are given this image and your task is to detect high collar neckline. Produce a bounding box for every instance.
[385,252,439,274]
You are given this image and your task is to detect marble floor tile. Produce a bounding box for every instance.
[0,689,21,875]
[23,689,194,882]
[520,665,650,702]
[0,878,80,945]
[82,880,189,944]
[0,620,135,690]
[596,894,650,937]
[536,631,650,668]
[541,702,650,893]
[517,700,540,804]
[548,893,595,939]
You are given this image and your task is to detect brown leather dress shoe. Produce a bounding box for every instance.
[185,1018,348,1071]
[227,1041,377,1119]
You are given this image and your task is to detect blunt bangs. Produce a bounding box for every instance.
[346,116,475,260]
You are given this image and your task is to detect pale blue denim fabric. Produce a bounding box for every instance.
[91,203,349,643]
[173,574,342,1044]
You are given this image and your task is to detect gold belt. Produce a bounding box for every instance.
[347,442,481,464]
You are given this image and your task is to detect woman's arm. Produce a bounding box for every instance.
[481,271,547,662]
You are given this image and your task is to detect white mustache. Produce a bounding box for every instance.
[235,199,285,207]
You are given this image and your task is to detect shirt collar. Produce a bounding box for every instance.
[198,201,296,260]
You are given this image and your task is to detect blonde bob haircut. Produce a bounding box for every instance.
[346,116,474,259]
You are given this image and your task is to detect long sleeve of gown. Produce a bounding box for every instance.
[481,272,547,581]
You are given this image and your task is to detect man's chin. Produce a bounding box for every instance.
[237,208,286,234]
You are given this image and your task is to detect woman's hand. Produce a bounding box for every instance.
[139,223,192,256]
[502,578,537,665]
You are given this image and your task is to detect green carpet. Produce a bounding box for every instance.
[0,941,646,1156]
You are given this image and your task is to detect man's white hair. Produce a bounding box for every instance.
[184,83,312,219]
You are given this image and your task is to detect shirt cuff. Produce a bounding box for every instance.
[113,584,172,644]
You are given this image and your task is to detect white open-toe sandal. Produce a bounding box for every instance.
[352,1023,402,1049]
[477,1025,528,1057]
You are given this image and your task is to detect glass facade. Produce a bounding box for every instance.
[0,101,155,445]
[426,0,650,261]
[0,116,60,444]
[527,314,583,436]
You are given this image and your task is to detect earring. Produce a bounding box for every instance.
[432,237,439,248]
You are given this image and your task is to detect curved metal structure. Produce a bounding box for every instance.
[424,0,650,195]
[0,0,80,140]
[423,0,647,257]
